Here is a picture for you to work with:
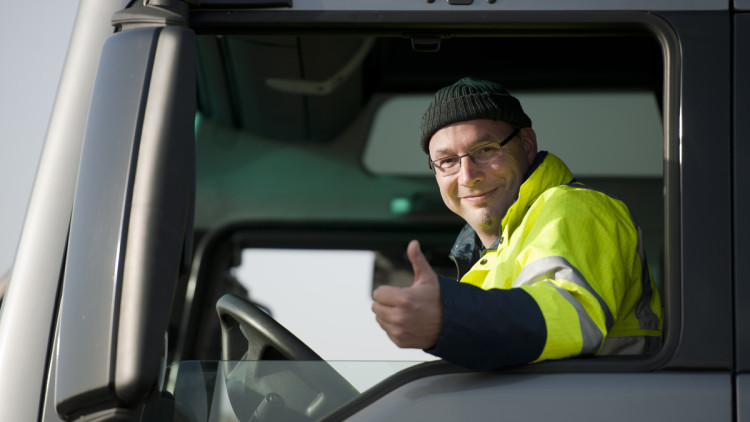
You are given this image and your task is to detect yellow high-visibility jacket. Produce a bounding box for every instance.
[428,151,662,369]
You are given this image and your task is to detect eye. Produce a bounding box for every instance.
[437,156,459,167]
[473,144,501,157]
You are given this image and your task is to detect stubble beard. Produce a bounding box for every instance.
[476,208,501,239]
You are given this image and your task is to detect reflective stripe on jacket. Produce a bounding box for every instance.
[441,151,662,365]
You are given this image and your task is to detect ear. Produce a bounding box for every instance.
[519,128,538,165]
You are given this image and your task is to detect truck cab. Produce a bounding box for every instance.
[0,0,748,420]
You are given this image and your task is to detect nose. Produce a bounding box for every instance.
[457,154,483,186]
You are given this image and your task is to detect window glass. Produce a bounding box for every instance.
[156,360,414,422]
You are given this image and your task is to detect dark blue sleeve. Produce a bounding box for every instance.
[424,276,547,371]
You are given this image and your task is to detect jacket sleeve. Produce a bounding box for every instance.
[425,276,546,371]
[509,186,650,362]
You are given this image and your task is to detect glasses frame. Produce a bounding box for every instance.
[428,127,521,175]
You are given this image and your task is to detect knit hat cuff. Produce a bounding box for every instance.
[419,78,532,153]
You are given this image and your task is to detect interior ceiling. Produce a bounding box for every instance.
[197,33,663,142]
[365,35,663,92]
[191,31,665,234]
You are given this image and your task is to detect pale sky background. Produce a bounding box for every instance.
[0,1,79,275]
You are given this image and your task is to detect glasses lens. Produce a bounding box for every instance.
[433,156,460,175]
[431,139,508,176]
[471,143,503,163]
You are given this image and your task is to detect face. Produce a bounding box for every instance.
[429,119,537,245]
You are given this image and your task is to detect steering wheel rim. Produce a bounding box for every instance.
[217,293,322,362]
[215,294,358,420]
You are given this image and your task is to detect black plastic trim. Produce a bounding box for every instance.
[196,0,292,7]
[188,10,678,35]
[733,14,750,373]
[55,27,161,419]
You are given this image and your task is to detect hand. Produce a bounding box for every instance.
[372,240,443,349]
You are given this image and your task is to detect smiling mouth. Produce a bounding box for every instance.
[460,188,496,203]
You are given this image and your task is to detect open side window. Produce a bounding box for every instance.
[155,6,705,422]
[178,25,671,361]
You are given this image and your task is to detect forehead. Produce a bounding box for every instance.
[428,119,513,155]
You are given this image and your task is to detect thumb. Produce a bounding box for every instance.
[407,240,437,285]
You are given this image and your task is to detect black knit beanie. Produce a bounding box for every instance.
[420,77,532,153]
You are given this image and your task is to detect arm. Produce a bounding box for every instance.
[506,185,659,361]
[372,189,657,370]
[427,278,546,371]
[372,240,546,370]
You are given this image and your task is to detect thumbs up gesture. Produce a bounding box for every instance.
[372,240,443,349]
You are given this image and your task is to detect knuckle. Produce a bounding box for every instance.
[390,311,406,326]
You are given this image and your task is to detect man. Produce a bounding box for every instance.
[372,77,663,370]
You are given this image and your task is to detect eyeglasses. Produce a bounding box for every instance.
[428,127,520,176]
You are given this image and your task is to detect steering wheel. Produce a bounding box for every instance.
[216,294,358,421]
